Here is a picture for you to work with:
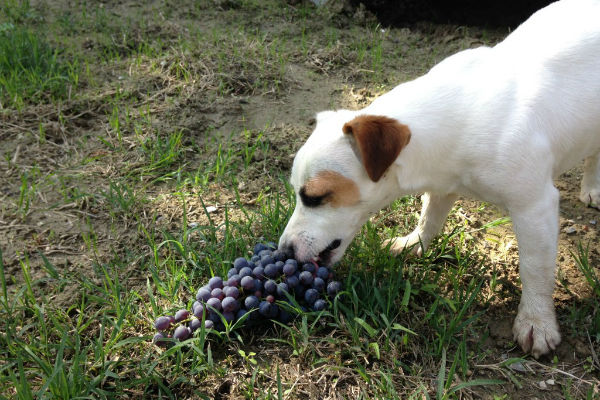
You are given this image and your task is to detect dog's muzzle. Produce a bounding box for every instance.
[279,238,342,265]
[316,238,342,265]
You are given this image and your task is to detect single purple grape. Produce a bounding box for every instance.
[316,266,330,280]
[264,279,277,294]
[189,317,202,331]
[193,303,205,318]
[259,301,271,317]
[222,296,239,313]
[279,308,292,323]
[254,279,264,293]
[236,309,248,321]
[272,249,286,262]
[196,288,211,303]
[211,288,225,300]
[261,255,274,266]
[312,277,325,291]
[285,259,298,267]
[266,294,275,303]
[241,275,255,290]
[154,316,172,331]
[208,276,223,290]
[254,243,269,254]
[205,320,214,330]
[275,261,284,274]
[173,325,190,341]
[252,266,265,279]
[304,288,319,305]
[299,271,314,286]
[223,286,240,299]
[239,267,253,278]
[206,297,222,312]
[277,282,289,297]
[268,303,279,319]
[208,311,220,323]
[286,275,299,288]
[258,249,272,258]
[227,268,238,278]
[233,257,249,271]
[227,274,241,287]
[251,254,261,263]
[174,309,190,322]
[302,263,316,273]
[245,295,260,310]
[153,332,168,347]
[283,263,297,276]
[223,312,235,324]
[264,263,278,278]
[312,299,327,311]
[327,281,342,297]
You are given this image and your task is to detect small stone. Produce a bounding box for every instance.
[590,220,597,225]
[546,379,555,386]
[206,206,217,213]
[563,226,577,234]
[539,380,547,390]
[508,361,527,372]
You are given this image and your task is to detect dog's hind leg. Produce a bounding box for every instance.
[580,152,600,209]
[510,184,561,358]
[383,192,457,256]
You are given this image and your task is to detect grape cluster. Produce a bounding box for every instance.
[153,242,343,347]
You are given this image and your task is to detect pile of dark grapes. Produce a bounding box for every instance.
[153,242,343,347]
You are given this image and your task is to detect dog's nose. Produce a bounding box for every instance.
[327,239,341,251]
[278,241,295,259]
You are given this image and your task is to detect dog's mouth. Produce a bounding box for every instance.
[315,238,342,265]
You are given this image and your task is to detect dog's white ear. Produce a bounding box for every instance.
[342,115,411,182]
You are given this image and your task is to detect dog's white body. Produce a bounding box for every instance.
[279,0,600,358]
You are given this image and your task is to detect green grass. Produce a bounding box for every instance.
[1,0,599,398]
[0,24,78,109]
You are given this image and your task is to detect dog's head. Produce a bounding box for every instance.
[279,110,411,265]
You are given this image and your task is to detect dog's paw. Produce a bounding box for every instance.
[382,233,427,256]
[513,309,561,359]
[579,188,600,209]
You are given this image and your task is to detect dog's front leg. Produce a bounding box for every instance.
[510,185,561,358]
[384,192,457,256]
[580,152,600,208]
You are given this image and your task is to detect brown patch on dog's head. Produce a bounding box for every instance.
[301,170,360,208]
[342,115,411,182]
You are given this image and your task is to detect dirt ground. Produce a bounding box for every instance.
[1,0,600,398]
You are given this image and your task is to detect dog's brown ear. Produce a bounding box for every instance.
[342,115,411,182]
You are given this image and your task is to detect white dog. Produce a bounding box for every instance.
[278,0,600,358]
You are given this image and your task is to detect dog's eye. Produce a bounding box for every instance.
[299,187,329,207]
